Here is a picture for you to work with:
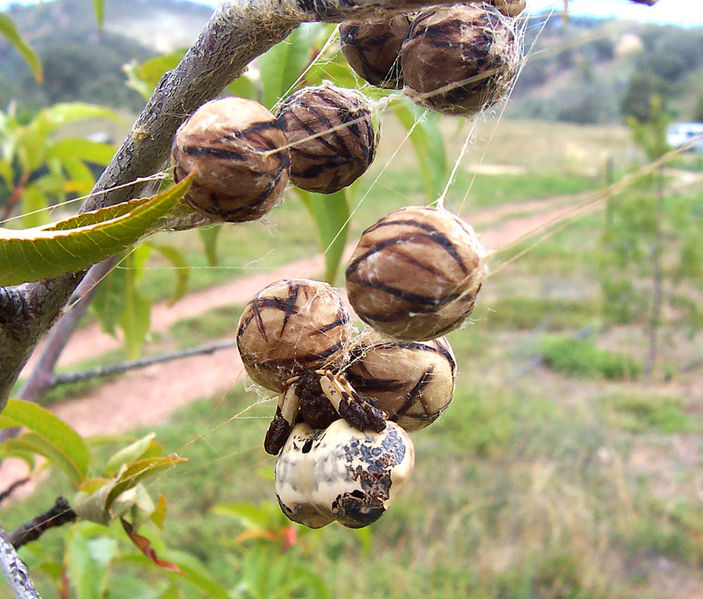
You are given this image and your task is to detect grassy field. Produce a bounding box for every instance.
[3,118,703,599]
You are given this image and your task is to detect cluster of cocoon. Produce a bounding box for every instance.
[171,85,377,222]
[340,1,522,117]
[174,0,513,531]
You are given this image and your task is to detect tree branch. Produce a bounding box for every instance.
[0,478,31,506]
[8,497,77,550]
[50,340,236,387]
[0,525,42,599]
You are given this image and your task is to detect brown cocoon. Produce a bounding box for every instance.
[277,83,376,194]
[492,0,526,17]
[340,15,410,89]
[400,4,519,116]
[171,97,289,222]
[236,279,352,392]
[345,206,487,341]
[346,330,456,431]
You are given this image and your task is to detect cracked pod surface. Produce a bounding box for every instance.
[277,83,377,194]
[345,206,487,341]
[346,330,456,431]
[171,97,289,222]
[275,419,414,528]
[236,279,352,392]
[401,4,519,116]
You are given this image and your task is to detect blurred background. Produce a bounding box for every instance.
[1,0,702,597]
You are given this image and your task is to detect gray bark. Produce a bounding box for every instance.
[0,526,41,599]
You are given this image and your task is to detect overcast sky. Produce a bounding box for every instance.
[0,0,701,26]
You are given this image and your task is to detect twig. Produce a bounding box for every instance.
[0,478,31,506]
[8,497,77,550]
[0,524,42,599]
[0,172,30,221]
[50,340,236,387]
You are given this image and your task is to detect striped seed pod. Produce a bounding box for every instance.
[277,83,377,194]
[339,15,410,89]
[171,97,289,222]
[345,330,456,432]
[236,279,352,392]
[492,0,526,17]
[275,419,415,529]
[400,4,519,116]
[345,206,487,341]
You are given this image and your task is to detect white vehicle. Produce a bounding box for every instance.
[666,122,703,152]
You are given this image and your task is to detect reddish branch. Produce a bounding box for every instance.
[0,478,31,505]
[0,171,30,221]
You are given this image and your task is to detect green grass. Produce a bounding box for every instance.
[598,392,692,434]
[539,335,641,380]
[4,339,698,599]
[475,297,599,331]
[167,305,243,348]
[369,169,596,210]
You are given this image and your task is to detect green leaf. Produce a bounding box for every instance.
[161,550,230,599]
[0,176,192,286]
[304,52,361,89]
[105,456,185,516]
[47,138,116,166]
[0,399,90,486]
[0,14,42,83]
[198,225,221,267]
[393,102,447,201]
[296,188,349,284]
[103,433,161,476]
[41,103,122,128]
[62,157,96,195]
[120,251,152,359]
[226,74,259,101]
[259,26,317,109]
[150,244,189,306]
[91,260,127,337]
[91,0,105,30]
[65,529,116,599]
[151,493,168,529]
[211,502,273,530]
[125,51,186,99]
[18,183,49,228]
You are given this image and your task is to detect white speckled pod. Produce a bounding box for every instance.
[275,420,415,529]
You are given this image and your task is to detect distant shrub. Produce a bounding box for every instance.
[481,297,598,331]
[599,392,690,433]
[539,335,641,380]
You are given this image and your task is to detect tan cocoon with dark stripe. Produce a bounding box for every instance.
[277,83,376,194]
[345,330,456,432]
[171,97,289,222]
[340,15,410,90]
[236,279,352,392]
[345,206,487,341]
[492,0,526,17]
[401,4,519,116]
